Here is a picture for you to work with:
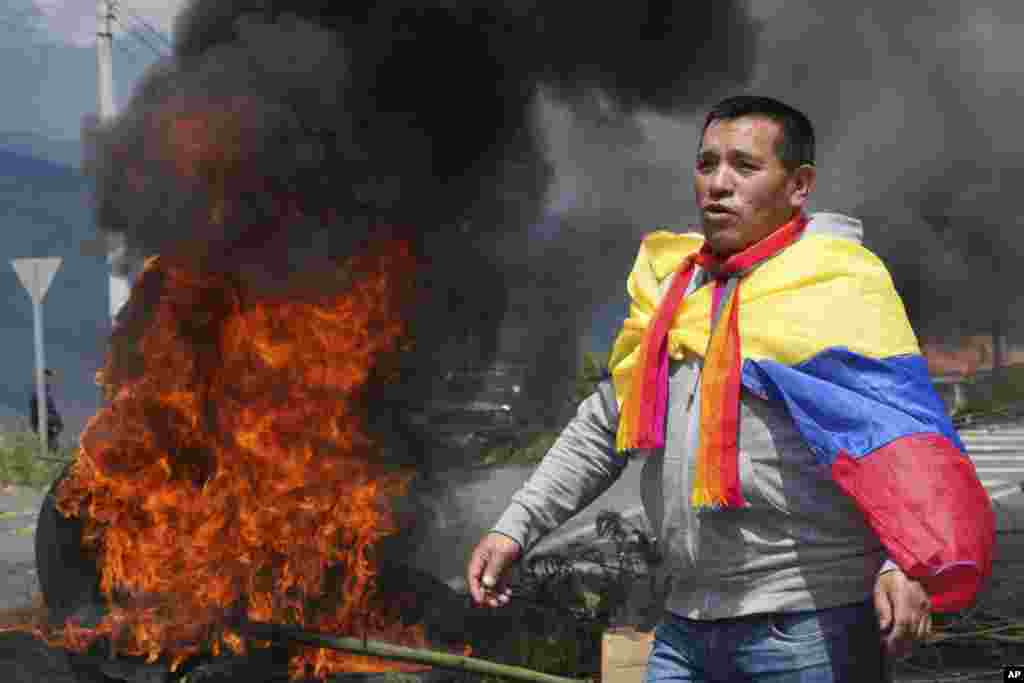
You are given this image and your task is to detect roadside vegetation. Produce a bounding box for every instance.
[0,430,74,490]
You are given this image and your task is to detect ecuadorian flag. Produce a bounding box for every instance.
[609,229,996,612]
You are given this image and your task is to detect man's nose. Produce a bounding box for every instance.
[707,166,734,196]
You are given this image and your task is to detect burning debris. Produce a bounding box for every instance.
[33,0,760,680]
[52,240,432,678]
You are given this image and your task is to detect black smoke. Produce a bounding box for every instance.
[87,0,760,437]
[517,2,1024,368]
[717,3,1024,344]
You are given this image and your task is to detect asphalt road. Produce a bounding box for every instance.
[0,483,42,611]
[959,424,1024,502]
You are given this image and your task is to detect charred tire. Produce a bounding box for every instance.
[34,463,123,681]
[34,463,106,629]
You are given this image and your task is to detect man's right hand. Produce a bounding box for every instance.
[467,532,522,608]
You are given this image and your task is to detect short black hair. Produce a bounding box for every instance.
[701,95,815,170]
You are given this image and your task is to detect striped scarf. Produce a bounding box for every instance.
[616,212,808,509]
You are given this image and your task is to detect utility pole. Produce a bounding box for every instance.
[97,0,134,323]
[97,0,114,121]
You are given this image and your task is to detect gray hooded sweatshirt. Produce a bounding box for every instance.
[491,212,898,620]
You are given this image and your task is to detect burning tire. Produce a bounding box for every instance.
[35,464,472,683]
[35,463,116,683]
[35,463,105,631]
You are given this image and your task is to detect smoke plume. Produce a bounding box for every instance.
[535,2,1024,353]
[87,0,760,430]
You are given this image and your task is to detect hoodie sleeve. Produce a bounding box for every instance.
[491,379,626,553]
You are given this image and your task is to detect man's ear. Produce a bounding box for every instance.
[789,164,817,209]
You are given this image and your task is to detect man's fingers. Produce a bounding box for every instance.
[874,584,893,632]
[480,574,500,606]
[486,589,511,607]
[482,586,511,608]
[914,615,926,641]
[889,604,935,656]
[885,613,931,658]
[885,622,911,658]
[916,612,932,641]
[888,615,910,646]
[481,574,513,604]
[467,546,495,605]
[887,605,934,657]
[884,600,917,655]
[467,553,485,604]
[467,533,522,608]
[876,568,933,658]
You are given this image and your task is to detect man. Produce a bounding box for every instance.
[467,96,994,681]
[29,368,64,451]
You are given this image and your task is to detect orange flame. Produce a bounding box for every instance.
[49,238,452,679]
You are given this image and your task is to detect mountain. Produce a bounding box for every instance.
[0,131,83,170]
[0,145,109,439]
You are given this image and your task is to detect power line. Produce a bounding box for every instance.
[110,11,166,59]
[110,12,163,57]
[110,0,171,50]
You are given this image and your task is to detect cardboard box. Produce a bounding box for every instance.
[601,627,653,683]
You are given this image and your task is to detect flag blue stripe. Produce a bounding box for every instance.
[742,348,963,466]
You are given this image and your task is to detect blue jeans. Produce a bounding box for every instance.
[645,600,891,682]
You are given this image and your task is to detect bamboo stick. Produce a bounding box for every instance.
[235,621,593,683]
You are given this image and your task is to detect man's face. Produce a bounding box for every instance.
[694,115,813,257]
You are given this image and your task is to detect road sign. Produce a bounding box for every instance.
[11,257,62,305]
[10,257,62,454]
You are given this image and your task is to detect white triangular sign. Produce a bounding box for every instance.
[11,257,62,305]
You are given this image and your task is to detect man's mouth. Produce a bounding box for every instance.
[703,204,735,216]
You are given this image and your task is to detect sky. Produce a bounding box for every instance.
[0,0,178,140]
